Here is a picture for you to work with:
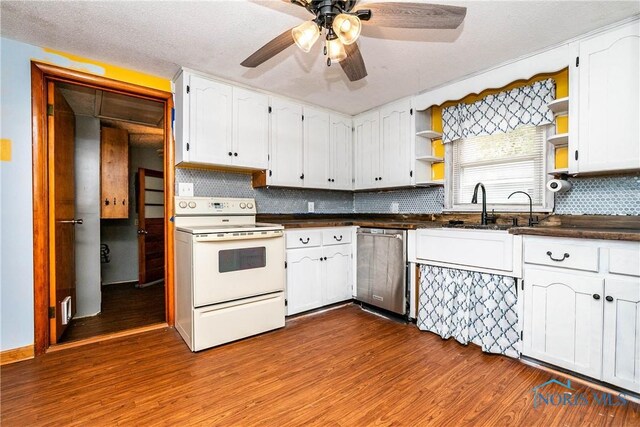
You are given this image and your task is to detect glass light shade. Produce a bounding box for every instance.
[292,21,320,53]
[332,14,361,45]
[326,38,347,62]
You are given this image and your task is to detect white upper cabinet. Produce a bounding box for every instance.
[188,74,234,166]
[270,98,304,187]
[233,87,269,169]
[303,107,331,189]
[330,114,353,190]
[354,110,382,189]
[380,98,414,187]
[574,21,640,173]
[174,71,268,170]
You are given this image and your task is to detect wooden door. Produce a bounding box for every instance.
[286,247,323,315]
[303,107,331,189]
[137,168,165,286]
[523,267,604,379]
[602,277,640,392]
[354,110,381,189]
[269,98,304,187]
[48,83,77,343]
[189,74,233,165]
[232,87,269,169]
[330,114,353,190]
[577,21,640,173]
[323,245,352,305]
[100,127,129,218]
[380,99,413,187]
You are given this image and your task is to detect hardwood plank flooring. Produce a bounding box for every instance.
[59,282,165,343]
[2,305,637,426]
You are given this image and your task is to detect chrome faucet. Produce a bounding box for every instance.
[508,191,539,227]
[471,182,490,225]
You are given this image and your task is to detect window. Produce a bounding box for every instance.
[447,125,552,211]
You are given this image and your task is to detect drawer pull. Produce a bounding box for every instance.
[334,235,343,242]
[605,296,614,302]
[299,237,310,244]
[546,251,570,262]
[593,294,600,300]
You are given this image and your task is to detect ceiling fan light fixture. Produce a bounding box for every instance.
[326,37,347,63]
[332,14,361,45]
[292,20,320,53]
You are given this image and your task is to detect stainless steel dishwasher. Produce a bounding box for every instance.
[356,228,407,315]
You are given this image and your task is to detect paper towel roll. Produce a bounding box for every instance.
[547,179,572,193]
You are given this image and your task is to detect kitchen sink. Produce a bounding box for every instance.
[442,223,514,231]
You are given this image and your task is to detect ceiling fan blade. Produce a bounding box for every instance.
[355,2,466,29]
[241,28,295,68]
[340,43,368,82]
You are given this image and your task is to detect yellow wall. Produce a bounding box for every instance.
[430,68,570,180]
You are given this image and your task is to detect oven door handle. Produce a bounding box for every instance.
[194,231,283,242]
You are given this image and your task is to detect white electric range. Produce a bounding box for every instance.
[174,196,285,351]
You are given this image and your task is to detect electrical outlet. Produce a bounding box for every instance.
[308,202,315,213]
[178,183,194,197]
[391,202,399,213]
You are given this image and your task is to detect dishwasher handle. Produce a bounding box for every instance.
[357,232,403,239]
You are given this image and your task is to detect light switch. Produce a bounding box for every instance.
[391,202,399,213]
[178,183,194,197]
[308,202,315,213]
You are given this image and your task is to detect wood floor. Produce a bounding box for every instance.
[2,305,637,426]
[59,282,165,342]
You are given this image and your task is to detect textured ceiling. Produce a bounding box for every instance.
[2,1,638,115]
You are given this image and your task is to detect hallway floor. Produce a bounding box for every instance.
[60,281,165,342]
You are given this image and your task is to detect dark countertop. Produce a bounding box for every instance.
[257,214,640,241]
[509,226,640,242]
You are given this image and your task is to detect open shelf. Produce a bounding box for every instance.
[416,130,442,140]
[416,155,444,163]
[547,97,569,116]
[547,133,569,146]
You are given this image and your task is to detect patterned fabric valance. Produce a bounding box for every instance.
[441,78,556,143]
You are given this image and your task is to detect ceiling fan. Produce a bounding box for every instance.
[241,1,467,82]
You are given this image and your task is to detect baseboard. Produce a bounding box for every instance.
[1,344,34,365]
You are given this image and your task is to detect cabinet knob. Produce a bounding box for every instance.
[375,178,379,181]
[605,296,614,302]
[300,173,305,180]
[328,178,331,182]
[104,198,110,206]
[379,177,382,181]
[228,152,233,156]
[234,152,238,157]
[593,294,600,300]
[324,257,327,261]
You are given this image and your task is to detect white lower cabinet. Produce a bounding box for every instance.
[523,267,604,379]
[522,236,640,393]
[602,277,640,392]
[286,228,354,315]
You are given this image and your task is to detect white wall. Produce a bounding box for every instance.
[74,116,102,317]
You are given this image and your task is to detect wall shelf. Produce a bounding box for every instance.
[548,133,569,146]
[416,155,444,163]
[416,130,442,140]
[547,97,569,116]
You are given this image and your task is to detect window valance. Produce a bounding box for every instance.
[441,78,556,143]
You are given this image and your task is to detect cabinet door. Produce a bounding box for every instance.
[286,247,323,315]
[602,277,640,392]
[354,110,381,189]
[330,114,353,190]
[577,21,640,173]
[323,244,353,305]
[523,267,603,379]
[380,99,413,187]
[188,75,233,165]
[303,107,331,189]
[270,98,304,187]
[232,87,269,169]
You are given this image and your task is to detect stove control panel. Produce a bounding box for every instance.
[174,197,257,215]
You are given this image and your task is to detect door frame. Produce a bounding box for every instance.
[31,61,175,355]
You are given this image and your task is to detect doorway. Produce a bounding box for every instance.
[31,62,175,354]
